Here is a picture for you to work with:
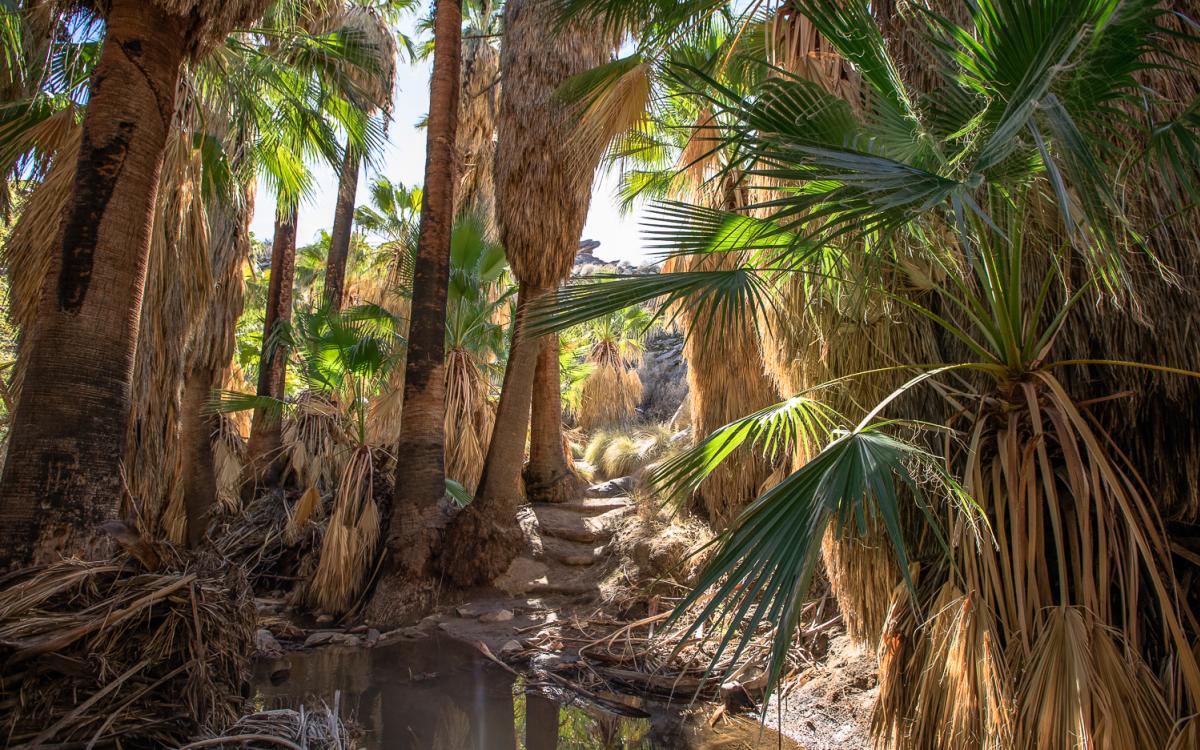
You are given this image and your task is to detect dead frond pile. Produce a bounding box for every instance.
[191,704,359,750]
[0,547,254,747]
[212,489,324,593]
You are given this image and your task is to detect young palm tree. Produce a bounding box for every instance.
[0,0,271,567]
[441,0,615,586]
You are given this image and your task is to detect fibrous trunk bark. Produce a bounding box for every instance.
[0,0,186,568]
[244,209,297,488]
[440,288,540,586]
[524,332,584,503]
[370,0,461,613]
[324,147,360,312]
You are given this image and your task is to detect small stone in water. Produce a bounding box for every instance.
[315,614,335,625]
[365,628,381,647]
[254,629,283,658]
[303,631,335,647]
[499,639,523,656]
[479,609,514,623]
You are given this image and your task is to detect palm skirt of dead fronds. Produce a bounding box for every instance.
[578,338,643,432]
[307,445,381,615]
[445,347,495,494]
[0,546,255,747]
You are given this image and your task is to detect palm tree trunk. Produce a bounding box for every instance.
[440,288,540,586]
[180,185,254,546]
[0,0,187,568]
[324,147,360,311]
[524,332,584,503]
[244,208,297,487]
[376,0,461,588]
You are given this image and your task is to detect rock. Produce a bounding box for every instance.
[254,629,283,658]
[315,614,334,625]
[303,631,335,648]
[365,628,381,647]
[499,640,523,657]
[330,633,361,647]
[587,476,637,498]
[348,624,368,634]
[493,557,549,596]
[479,609,514,623]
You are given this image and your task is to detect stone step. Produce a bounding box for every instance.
[541,536,607,566]
[492,556,601,597]
[551,497,633,516]
[533,506,627,544]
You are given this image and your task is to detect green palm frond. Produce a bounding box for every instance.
[649,393,843,504]
[671,426,974,700]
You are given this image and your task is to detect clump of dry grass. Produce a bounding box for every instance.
[584,425,678,481]
[307,446,381,615]
[0,543,255,747]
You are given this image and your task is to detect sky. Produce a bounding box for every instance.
[248,17,652,266]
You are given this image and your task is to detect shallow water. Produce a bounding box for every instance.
[252,632,799,749]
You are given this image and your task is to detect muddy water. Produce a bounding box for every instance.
[252,632,799,749]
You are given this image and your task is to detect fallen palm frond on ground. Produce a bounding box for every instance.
[0,544,255,747]
[212,489,324,594]
[187,703,359,750]
[513,587,840,708]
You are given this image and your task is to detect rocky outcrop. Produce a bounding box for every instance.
[638,330,687,423]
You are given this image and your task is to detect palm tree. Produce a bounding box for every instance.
[323,2,402,311]
[243,4,392,488]
[0,0,272,567]
[441,0,614,586]
[375,0,462,590]
[532,0,1200,744]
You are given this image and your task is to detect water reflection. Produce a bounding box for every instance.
[252,632,789,749]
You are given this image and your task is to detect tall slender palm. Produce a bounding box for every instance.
[243,4,391,487]
[372,0,461,600]
[441,0,614,585]
[323,2,401,311]
[0,0,271,567]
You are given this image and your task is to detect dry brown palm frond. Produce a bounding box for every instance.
[444,347,495,494]
[155,0,274,58]
[286,485,321,546]
[284,391,348,492]
[126,130,213,535]
[307,445,380,614]
[0,547,255,746]
[196,705,360,750]
[456,32,501,228]
[214,412,248,512]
